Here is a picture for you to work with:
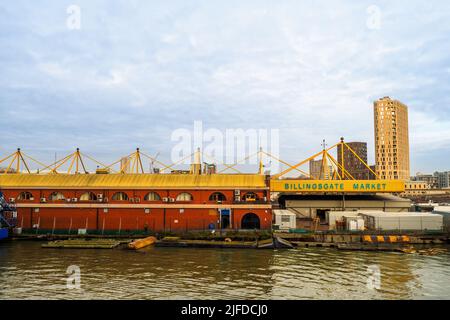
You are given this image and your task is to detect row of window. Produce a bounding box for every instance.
[14,191,260,202]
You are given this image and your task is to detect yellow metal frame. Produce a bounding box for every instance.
[36,148,112,174]
[272,138,377,181]
[0,148,48,174]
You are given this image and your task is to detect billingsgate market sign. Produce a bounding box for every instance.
[270,180,405,193]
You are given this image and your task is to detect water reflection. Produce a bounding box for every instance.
[0,242,449,300]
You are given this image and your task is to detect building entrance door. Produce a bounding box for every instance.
[316,209,327,222]
[220,209,231,229]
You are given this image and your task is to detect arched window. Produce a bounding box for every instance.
[176,192,193,202]
[243,192,258,202]
[17,191,33,200]
[112,192,129,201]
[144,192,161,201]
[241,213,260,229]
[209,192,226,202]
[80,192,97,201]
[49,192,65,201]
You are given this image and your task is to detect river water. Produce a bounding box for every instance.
[0,241,449,300]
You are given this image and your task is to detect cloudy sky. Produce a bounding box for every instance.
[0,0,449,174]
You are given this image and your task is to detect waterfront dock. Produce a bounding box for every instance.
[42,239,127,249]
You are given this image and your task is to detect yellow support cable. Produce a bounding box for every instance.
[130,153,136,173]
[137,149,145,174]
[325,152,343,180]
[340,140,345,179]
[105,151,135,171]
[75,152,79,173]
[39,152,74,173]
[261,151,311,178]
[139,151,172,171]
[325,153,341,180]
[325,150,341,179]
[80,152,116,173]
[201,152,241,174]
[217,151,260,174]
[344,143,378,179]
[22,153,50,171]
[15,151,20,173]
[121,155,132,173]
[5,153,18,174]
[272,142,339,179]
[52,152,76,173]
[327,152,355,180]
[66,152,77,174]
[0,152,16,164]
[159,151,196,173]
[17,149,31,173]
[76,149,88,174]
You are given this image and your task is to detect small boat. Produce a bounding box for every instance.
[128,236,157,250]
[257,238,275,249]
[257,236,294,249]
[274,236,294,249]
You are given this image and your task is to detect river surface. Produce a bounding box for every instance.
[0,241,449,300]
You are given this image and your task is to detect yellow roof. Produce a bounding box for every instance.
[0,174,267,190]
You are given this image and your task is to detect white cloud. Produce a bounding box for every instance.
[0,0,449,173]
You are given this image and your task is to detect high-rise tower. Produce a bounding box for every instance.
[374,97,410,180]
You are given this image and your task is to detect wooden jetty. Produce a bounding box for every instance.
[42,239,125,249]
[156,237,258,249]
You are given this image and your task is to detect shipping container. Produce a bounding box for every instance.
[326,211,359,230]
[433,206,450,232]
[358,211,443,231]
[273,209,296,230]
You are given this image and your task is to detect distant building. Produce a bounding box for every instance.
[309,159,332,180]
[403,181,432,196]
[374,97,410,180]
[337,142,370,180]
[434,171,450,189]
[369,165,377,180]
[411,173,438,189]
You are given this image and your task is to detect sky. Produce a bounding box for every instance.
[0,0,449,174]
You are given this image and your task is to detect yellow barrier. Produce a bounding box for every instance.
[363,235,410,243]
[401,235,410,242]
[388,236,398,243]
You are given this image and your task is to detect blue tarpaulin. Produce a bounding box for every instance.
[0,228,8,240]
